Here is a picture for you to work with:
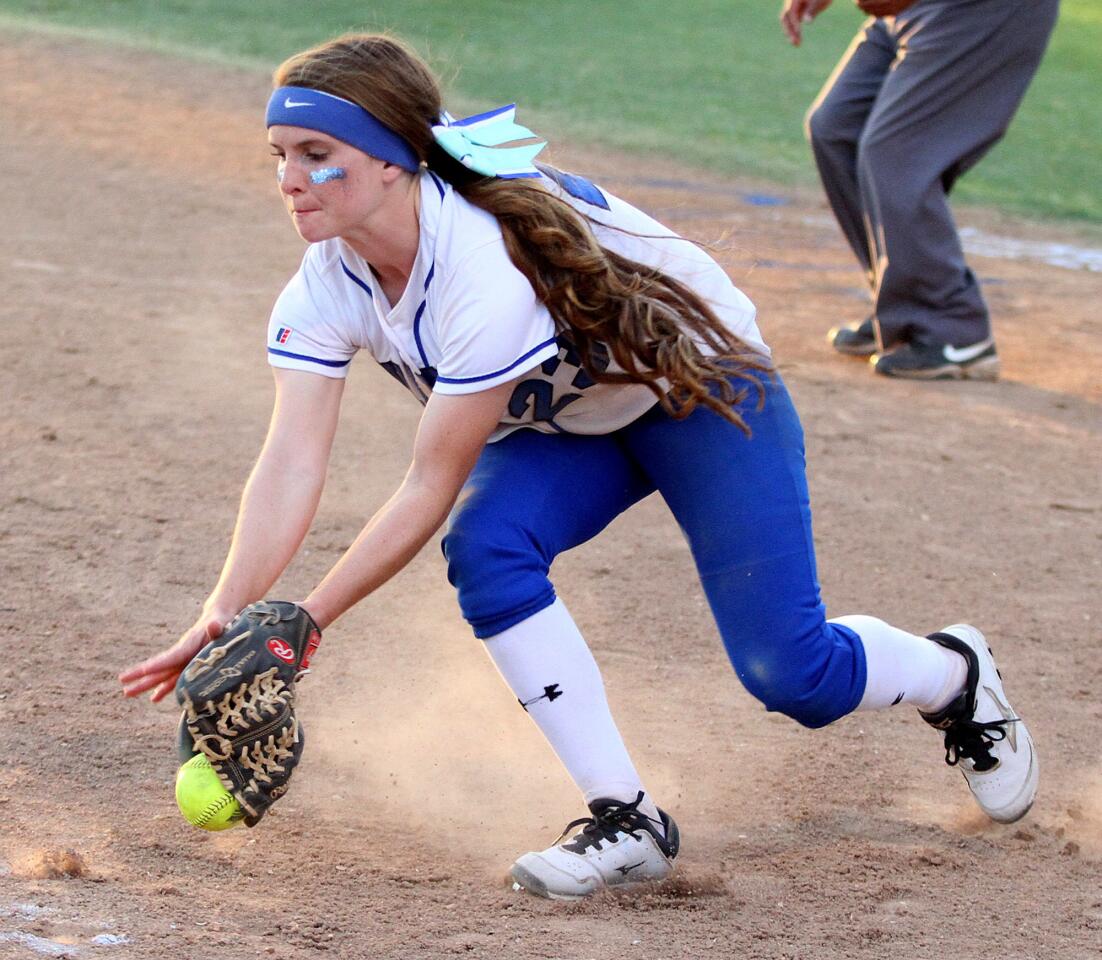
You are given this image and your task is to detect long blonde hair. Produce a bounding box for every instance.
[275,34,770,431]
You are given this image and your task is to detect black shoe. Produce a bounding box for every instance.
[872,338,999,380]
[827,318,877,356]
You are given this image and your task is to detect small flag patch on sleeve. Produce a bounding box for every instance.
[276,327,293,344]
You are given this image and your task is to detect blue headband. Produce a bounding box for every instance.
[266,85,421,172]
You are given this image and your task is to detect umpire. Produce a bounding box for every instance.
[781,0,1060,380]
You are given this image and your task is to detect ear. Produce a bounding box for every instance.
[380,160,413,185]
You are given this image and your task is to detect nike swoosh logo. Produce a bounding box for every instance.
[615,860,646,876]
[943,339,993,363]
[283,97,314,108]
[984,685,1019,752]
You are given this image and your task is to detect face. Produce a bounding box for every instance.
[268,126,404,243]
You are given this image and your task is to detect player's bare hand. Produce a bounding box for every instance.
[854,0,917,17]
[118,614,231,702]
[781,0,834,46]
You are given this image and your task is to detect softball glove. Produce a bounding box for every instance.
[175,600,321,826]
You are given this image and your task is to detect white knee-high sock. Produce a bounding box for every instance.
[483,599,663,829]
[833,615,968,713]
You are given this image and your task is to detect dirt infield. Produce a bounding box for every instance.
[2,31,1100,960]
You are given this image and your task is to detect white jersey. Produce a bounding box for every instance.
[267,168,767,440]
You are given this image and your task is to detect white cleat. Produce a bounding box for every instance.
[920,624,1038,823]
[509,793,679,900]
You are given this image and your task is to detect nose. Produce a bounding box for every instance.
[278,161,306,196]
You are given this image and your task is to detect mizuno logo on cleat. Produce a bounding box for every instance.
[616,860,646,876]
[984,686,1020,751]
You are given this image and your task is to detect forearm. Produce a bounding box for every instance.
[206,453,326,616]
[301,472,453,629]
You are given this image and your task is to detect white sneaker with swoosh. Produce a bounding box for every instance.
[920,624,1038,823]
[509,793,679,900]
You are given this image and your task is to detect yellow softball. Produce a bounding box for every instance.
[175,755,245,831]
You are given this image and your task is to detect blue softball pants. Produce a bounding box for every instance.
[442,376,867,728]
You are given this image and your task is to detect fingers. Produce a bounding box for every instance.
[120,665,180,699]
[118,618,219,695]
[117,642,192,684]
[149,675,179,703]
[118,653,174,685]
[780,0,805,45]
[118,609,236,702]
[781,0,828,46]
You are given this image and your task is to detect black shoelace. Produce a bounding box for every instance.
[941,716,1016,772]
[559,793,653,855]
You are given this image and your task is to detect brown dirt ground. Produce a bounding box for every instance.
[2,30,1101,960]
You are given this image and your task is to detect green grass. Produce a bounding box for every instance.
[2,0,1098,221]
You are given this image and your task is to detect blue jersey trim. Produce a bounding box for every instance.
[435,336,558,385]
[339,257,373,296]
[428,171,446,198]
[412,300,429,368]
[411,261,437,369]
[536,164,610,211]
[268,347,351,369]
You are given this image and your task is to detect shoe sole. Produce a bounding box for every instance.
[833,342,877,357]
[508,863,582,901]
[507,862,676,901]
[939,624,1038,823]
[988,740,1039,824]
[827,328,877,357]
[874,355,1000,381]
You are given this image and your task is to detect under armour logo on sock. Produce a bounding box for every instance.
[519,684,563,712]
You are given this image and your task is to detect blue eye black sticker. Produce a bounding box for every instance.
[310,167,347,185]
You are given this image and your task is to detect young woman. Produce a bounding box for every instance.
[119,33,1036,900]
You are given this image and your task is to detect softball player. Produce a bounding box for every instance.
[119,33,1037,900]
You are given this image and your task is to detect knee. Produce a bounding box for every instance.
[856,127,923,198]
[856,128,888,173]
[738,666,837,728]
[805,99,855,151]
[442,511,529,596]
[442,511,553,638]
[731,630,861,729]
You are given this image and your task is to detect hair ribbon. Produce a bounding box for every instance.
[431,104,546,180]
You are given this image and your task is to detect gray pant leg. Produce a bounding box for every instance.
[860,0,1060,348]
[806,19,896,288]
